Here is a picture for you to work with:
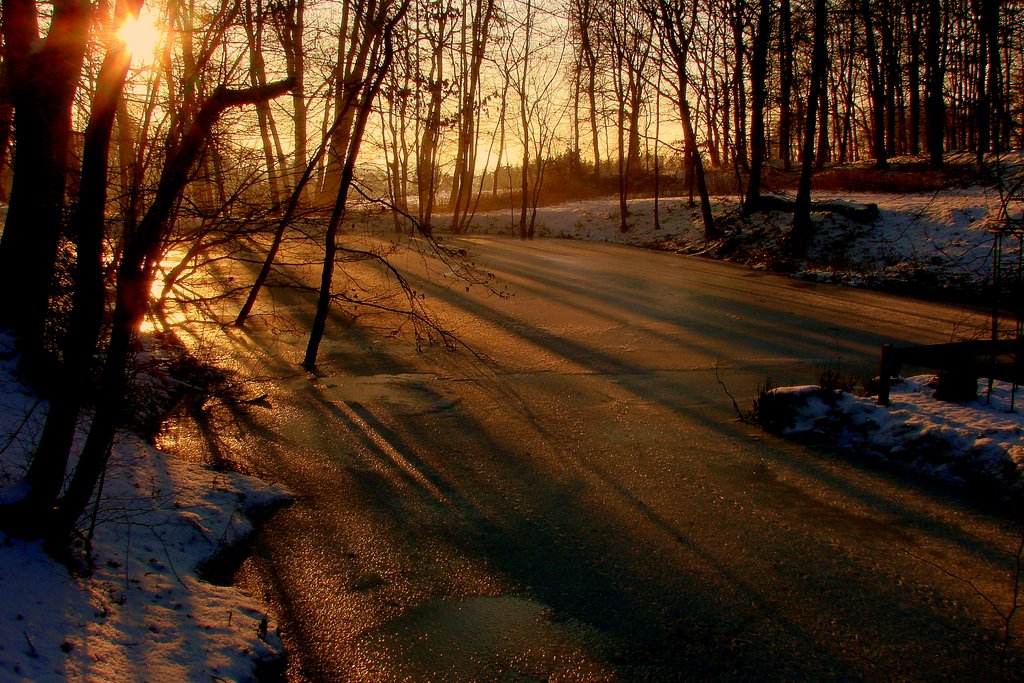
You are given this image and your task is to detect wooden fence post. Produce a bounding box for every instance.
[878,344,894,406]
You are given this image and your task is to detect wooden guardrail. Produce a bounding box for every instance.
[877,337,1023,406]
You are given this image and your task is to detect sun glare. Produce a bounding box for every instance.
[117,12,161,60]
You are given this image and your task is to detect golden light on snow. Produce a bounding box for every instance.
[117,11,162,61]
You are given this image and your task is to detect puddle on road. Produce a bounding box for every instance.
[348,595,616,682]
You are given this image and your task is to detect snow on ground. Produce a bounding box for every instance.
[1,184,1021,680]
[448,185,1012,295]
[0,335,291,682]
[758,377,1024,505]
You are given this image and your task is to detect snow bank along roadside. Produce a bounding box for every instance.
[443,187,1010,298]
[756,376,1024,507]
[0,336,291,682]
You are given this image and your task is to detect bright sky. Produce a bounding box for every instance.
[117,6,163,64]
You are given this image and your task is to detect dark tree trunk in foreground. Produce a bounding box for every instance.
[20,0,144,526]
[0,0,90,364]
[48,80,293,544]
[304,79,385,367]
[792,0,828,253]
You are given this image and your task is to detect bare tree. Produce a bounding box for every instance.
[644,0,719,240]
[569,0,606,177]
[18,0,145,531]
[304,0,409,367]
[792,0,829,251]
[414,0,456,235]
[743,0,772,213]
[861,0,888,167]
[777,0,794,169]
[448,0,497,233]
[516,0,536,239]
[606,0,652,232]
[50,79,294,542]
[923,0,946,165]
[271,0,310,197]
[243,0,287,204]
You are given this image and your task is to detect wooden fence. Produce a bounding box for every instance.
[877,338,1023,406]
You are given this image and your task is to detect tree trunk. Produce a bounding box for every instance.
[492,83,508,198]
[626,72,644,179]
[518,0,532,240]
[778,0,794,170]
[273,0,308,199]
[816,80,830,168]
[51,79,294,543]
[305,24,399,367]
[0,0,91,363]
[744,0,771,213]
[588,68,601,178]
[0,61,13,202]
[907,0,922,156]
[646,0,718,240]
[116,98,139,218]
[653,77,662,231]
[449,0,494,233]
[237,70,373,326]
[418,37,444,235]
[15,0,144,534]
[977,0,1003,157]
[729,0,748,175]
[617,94,629,232]
[924,0,945,165]
[861,0,888,167]
[244,0,283,205]
[576,0,601,178]
[518,100,530,239]
[881,0,899,158]
[793,0,828,253]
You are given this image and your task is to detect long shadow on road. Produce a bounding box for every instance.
[173,237,1019,681]
[411,243,1014,560]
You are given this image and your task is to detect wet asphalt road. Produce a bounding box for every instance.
[167,236,1021,681]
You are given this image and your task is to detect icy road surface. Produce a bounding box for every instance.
[166,236,1021,681]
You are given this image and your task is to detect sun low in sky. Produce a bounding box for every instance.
[117,9,162,61]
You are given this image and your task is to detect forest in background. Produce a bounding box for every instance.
[0,0,1022,552]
